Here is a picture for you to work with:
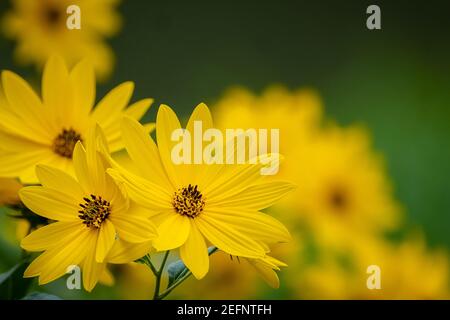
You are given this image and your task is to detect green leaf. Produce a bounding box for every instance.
[22,292,62,300]
[166,247,217,289]
[0,261,32,300]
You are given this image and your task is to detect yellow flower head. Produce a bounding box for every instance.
[294,125,402,246]
[19,126,157,291]
[2,0,121,80]
[0,55,153,184]
[108,103,294,280]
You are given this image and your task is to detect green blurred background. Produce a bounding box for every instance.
[0,0,449,298]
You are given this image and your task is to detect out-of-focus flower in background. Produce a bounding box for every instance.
[212,85,450,300]
[297,233,449,299]
[289,125,401,249]
[1,0,121,81]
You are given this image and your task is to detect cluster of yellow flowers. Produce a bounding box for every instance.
[204,86,449,299]
[0,56,294,295]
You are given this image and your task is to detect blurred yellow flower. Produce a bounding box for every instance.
[297,234,450,299]
[291,125,402,247]
[352,234,450,299]
[19,127,156,291]
[2,0,121,80]
[108,103,293,280]
[0,55,153,184]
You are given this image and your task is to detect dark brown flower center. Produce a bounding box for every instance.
[173,184,205,218]
[78,195,111,228]
[53,128,82,158]
[42,4,63,28]
[328,187,349,213]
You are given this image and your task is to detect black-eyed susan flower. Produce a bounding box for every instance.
[108,104,294,280]
[2,0,121,80]
[0,55,153,184]
[20,126,157,291]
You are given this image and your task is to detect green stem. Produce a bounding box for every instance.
[156,247,218,300]
[152,251,170,300]
[142,254,158,276]
[157,269,192,300]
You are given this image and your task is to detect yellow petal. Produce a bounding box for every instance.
[196,215,265,258]
[156,104,182,188]
[0,148,54,183]
[35,165,84,201]
[184,103,214,184]
[92,81,134,126]
[96,219,116,263]
[110,214,157,243]
[99,268,115,286]
[83,230,106,292]
[247,258,280,289]
[152,213,190,251]
[29,227,93,285]
[107,240,153,264]
[72,142,93,193]
[121,116,172,189]
[125,98,153,120]
[179,221,209,279]
[42,55,74,127]
[203,163,266,200]
[0,128,46,152]
[19,186,79,221]
[203,208,291,244]
[69,59,96,118]
[21,221,82,252]
[208,181,295,210]
[1,71,51,142]
[107,168,172,210]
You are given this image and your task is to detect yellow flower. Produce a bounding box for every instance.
[0,55,153,184]
[297,233,450,299]
[108,103,293,280]
[292,125,401,247]
[2,0,121,80]
[19,126,157,291]
[352,233,450,299]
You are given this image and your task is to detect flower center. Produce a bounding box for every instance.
[78,195,111,228]
[173,184,205,218]
[41,4,63,28]
[53,128,82,158]
[328,187,349,213]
